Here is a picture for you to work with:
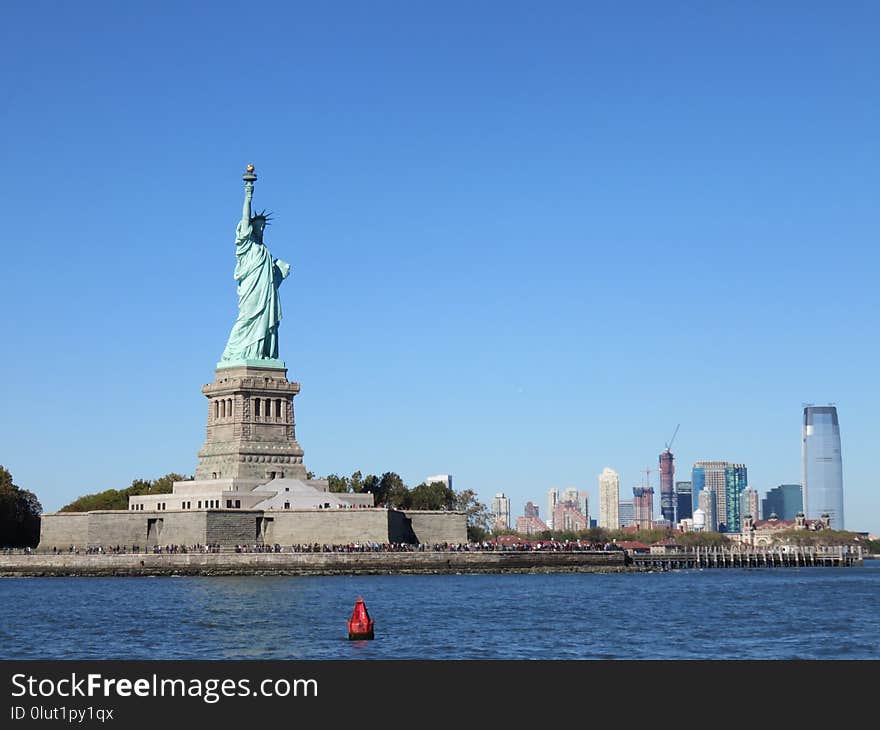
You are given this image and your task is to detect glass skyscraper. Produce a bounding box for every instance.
[618,500,635,528]
[802,405,844,529]
[691,468,705,514]
[724,464,748,533]
[691,461,729,530]
[762,484,803,521]
[675,481,693,522]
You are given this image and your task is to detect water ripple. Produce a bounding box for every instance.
[1,564,879,659]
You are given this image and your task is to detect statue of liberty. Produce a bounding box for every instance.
[219,165,291,365]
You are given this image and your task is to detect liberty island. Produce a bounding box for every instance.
[35,166,467,553]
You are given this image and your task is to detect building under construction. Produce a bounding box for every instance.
[658,425,679,524]
[632,486,654,530]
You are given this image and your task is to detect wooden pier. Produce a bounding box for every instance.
[630,545,864,570]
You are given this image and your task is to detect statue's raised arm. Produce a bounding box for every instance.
[241,163,256,229]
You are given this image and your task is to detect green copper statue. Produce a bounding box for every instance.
[219,165,291,367]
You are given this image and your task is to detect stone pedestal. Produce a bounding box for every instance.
[195,364,308,481]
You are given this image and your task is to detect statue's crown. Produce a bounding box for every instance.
[251,209,273,225]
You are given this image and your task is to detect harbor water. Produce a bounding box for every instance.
[1,562,878,660]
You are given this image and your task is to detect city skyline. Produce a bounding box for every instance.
[506,434,839,535]
[2,5,878,534]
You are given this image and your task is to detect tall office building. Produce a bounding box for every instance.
[618,500,635,528]
[632,486,654,530]
[692,461,727,514]
[724,464,748,533]
[491,493,511,531]
[659,448,675,524]
[762,484,803,521]
[577,490,590,524]
[547,488,559,531]
[523,501,540,519]
[693,461,743,531]
[697,489,717,532]
[598,468,620,530]
[675,481,693,522]
[802,405,844,529]
[739,488,760,523]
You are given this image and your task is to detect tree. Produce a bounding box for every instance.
[361,474,381,502]
[491,526,519,537]
[409,481,455,511]
[676,531,730,548]
[770,528,862,547]
[326,474,349,493]
[0,465,43,548]
[453,488,492,542]
[59,473,189,512]
[582,527,610,543]
[349,471,364,493]
[379,472,409,508]
[149,473,185,494]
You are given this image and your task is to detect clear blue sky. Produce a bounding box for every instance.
[2,2,877,532]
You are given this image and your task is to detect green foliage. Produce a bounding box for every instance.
[865,539,880,555]
[59,473,188,512]
[379,472,408,508]
[510,523,733,548]
[581,527,611,543]
[321,471,372,494]
[454,488,492,542]
[326,474,349,493]
[674,531,731,547]
[361,474,380,497]
[408,481,456,511]
[771,529,863,547]
[552,530,583,541]
[0,465,43,548]
[317,468,491,540]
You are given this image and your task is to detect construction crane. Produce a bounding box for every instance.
[665,424,680,452]
[641,466,658,489]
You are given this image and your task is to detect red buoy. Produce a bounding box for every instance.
[348,596,375,640]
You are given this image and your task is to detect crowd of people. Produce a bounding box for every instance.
[4,539,622,555]
[23,544,226,555]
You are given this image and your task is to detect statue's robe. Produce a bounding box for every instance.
[220,219,290,362]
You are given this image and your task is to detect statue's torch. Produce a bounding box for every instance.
[243,164,257,196]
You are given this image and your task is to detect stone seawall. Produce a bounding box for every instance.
[38,509,468,550]
[0,551,628,577]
